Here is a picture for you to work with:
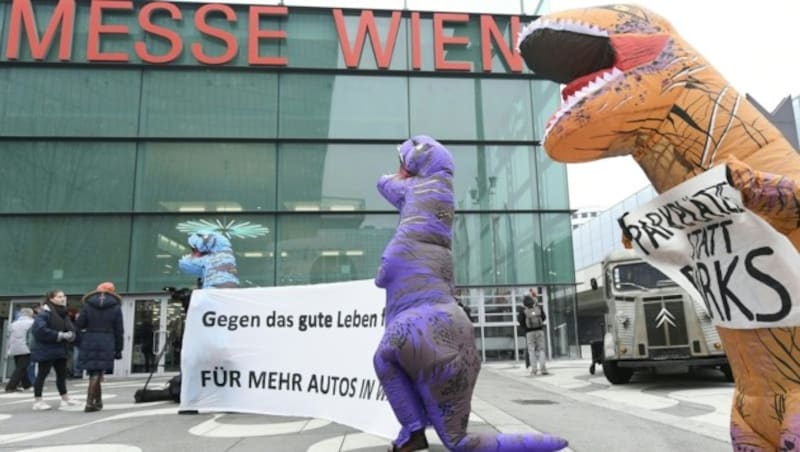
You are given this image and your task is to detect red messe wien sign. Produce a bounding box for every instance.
[4,0,526,71]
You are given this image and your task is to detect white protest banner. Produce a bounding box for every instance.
[179,279,399,439]
[619,164,800,329]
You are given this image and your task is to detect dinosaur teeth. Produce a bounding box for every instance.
[516,18,609,51]
[542,67,624,143]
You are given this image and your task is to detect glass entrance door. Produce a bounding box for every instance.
[124,296,183,377]
[130,299,161,375]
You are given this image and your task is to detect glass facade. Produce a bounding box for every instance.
[0,3,578,360]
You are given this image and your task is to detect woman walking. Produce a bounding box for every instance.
[76,282,124,412]
[31,290,79,410]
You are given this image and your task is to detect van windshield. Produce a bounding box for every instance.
[612,262,676,292]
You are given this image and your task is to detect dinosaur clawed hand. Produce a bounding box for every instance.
[725,157,800,235]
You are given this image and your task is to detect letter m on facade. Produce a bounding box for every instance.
[6,0,76,61]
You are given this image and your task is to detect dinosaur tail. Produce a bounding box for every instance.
[452,432,568,451]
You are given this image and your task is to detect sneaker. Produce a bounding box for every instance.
[529,370,539,376]
[32,401,51,411]
[540,369,550,375]
[60,398,79,407]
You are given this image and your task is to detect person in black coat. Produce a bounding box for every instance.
[76,281,124,412]
[31,289,79,410]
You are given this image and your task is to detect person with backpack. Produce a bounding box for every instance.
[518,290,548,376]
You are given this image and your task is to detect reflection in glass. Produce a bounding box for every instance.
[547,285,579,358]
[277,144,397,211]
[540,213,575,284]
[141,70,279,138]
[410,78,476,139]
[0,142,135,213]
[279,74,408,139]
[535,145,569,209]
[0,217,130,294]
[531,80,560,140]
[0,67,140,137]
[131,300,160,374]
[135,142,277,212]
[410,79,534,140]
[276,214,396,286]
[453,213,541,286]
[164,299,184,372]
[451,145,538,211]
[129,215,276,292]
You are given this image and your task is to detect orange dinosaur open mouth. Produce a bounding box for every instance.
[519,27,614,87]
[518,23,668,139]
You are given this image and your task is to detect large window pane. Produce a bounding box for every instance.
[479,80,534,140]
[0,216,130,295]
[140,70,278,138]
[540,213,574,284]
[276,214,396,285]
[409,78,533,140]
[452,145,538,210]
[547,285,579,358]
[278,144,397,211]
[409,78,476,140]
[135,142,276,212]
[0,142,135,213]
[532,80,560,141]
[453,213,542,285]
[128,214,275,292]
[279,74,408,139]
[536,146,569,209]
[285,10,408,70]
[0,67,140,137]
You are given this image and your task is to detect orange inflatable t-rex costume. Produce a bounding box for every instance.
[518,4,800,450]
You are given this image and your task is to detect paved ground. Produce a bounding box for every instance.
[0,359,734,451]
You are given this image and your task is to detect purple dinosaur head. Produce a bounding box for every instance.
[397,135,454,178]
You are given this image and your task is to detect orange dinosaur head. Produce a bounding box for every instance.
[518,4,716,162]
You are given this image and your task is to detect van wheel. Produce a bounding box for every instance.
[603,360,633,384]
[720,364,735,383]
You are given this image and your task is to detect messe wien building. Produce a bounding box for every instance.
[0,0,579,378]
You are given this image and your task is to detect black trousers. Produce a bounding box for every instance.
[34,358,68,398]
[5,354,32,390]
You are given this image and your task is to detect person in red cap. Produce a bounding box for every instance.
[76,282,124,412]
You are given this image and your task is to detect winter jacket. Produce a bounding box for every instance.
[31,303,76,362]
[7,316,34,356]
[76,290,124,372]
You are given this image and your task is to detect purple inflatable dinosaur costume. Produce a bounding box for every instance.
[373,135,568,452]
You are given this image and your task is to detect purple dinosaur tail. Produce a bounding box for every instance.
[452,432,568,451]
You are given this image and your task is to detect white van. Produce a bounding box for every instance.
[591,249,731,384]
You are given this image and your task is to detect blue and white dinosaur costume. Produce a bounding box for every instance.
[178,232,240,288]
